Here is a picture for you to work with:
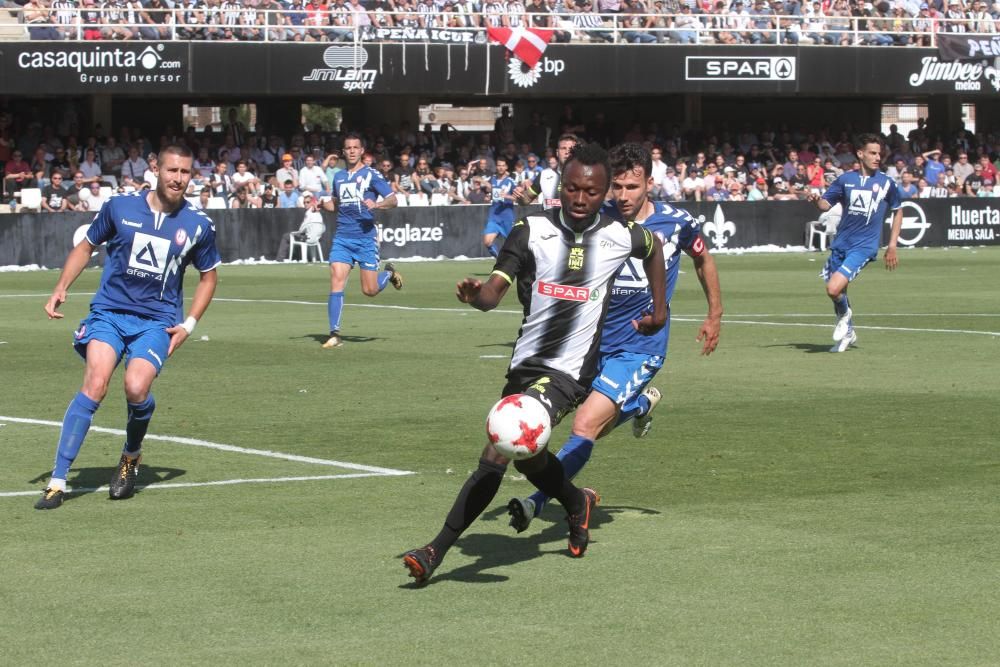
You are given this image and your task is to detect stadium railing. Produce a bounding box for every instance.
[4,7,990,47]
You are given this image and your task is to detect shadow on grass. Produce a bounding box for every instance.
[400,503,660,589]
[300,333,383,345]
[765,342,835,354]
[28,465,186,505]
[474,340,515,350]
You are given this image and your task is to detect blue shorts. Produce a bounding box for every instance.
[329,235,380,271]
[483,217,513,238]
[822,247,876,283]
[73,310,171,374]
[590,351,664,413]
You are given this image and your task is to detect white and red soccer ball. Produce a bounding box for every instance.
[485,394,552,460]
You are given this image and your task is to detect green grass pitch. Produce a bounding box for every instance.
[1,247,998,665]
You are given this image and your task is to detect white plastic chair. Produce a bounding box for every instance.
[430,193,451,206]
[206,197,227,209]
[16,187,42,211]
[99,186,113,201]
[807,203,841,251]
[407,193,429,206]
[288,221,326,262]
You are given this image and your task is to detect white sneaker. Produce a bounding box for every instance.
[833,307,853,341]
[632,386,662,438]
[322,333,343,349]
[830,329,858,353]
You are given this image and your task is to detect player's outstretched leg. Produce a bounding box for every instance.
[403,457,507,586]
[508,434,595,533]
[630,386,662,439]
[109,393,155,500]
[35,391,101,510]
[382,263,403,291]
[323,291,345,349]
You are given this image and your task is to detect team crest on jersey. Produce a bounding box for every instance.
[175,228,187,245]
[567,247,585,270]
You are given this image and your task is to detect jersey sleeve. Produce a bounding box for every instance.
[628,222,655,260]
[677,213,707,257]
[369,169,394,199]
[822,176,845,207]
[191,213,222,272]
[885,179,902,211]
[86,196,117,245]
[526,172,543,197]
[492,219,530,284]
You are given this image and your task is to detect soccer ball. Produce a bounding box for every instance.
[485,394,552,460]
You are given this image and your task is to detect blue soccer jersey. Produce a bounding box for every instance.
[332,166,394,238]
[601,201,705,356]
[822,170,901,255]
[488,175,516,224]
[86,193,221,325]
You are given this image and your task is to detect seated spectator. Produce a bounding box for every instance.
[622,0,657,42]
[898,171,918,198]
[276,192,325,259]
[746,176,768,201]
[41,172,71,212]
[24,0,63,40]
[3,150,34,199]
[79,180,109,212]
[573,0,615,42]
[64,172,88,209]
[660,166,682,201]
[298,154,328,196]
[278,179,302,208]
[232,159,261,195]
[671,4,702,43]
[260,184,279,208]
[190,186,213,211]
[139,0,172,40]
[769,175,797,200]
[230,186,259,209]
[681,168,703,201]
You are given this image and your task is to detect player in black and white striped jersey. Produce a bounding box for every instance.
[403,144,667,586]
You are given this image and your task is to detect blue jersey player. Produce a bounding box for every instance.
[482,157,517,258]
[323,133,400,349]
[36,145,221,510]
[808,133,904,353]
[507,143,723,532]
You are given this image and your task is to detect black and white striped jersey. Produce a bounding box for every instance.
[492,209,655,385]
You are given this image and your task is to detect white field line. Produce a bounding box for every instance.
[0,415,413,476]
[3,293,997,336]
[0,473,396,498]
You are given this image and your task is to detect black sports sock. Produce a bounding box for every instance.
[515,451,583,515]
[429,458,507,559]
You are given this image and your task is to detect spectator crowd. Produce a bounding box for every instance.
[2,106,999,214]
[8,0,998,45]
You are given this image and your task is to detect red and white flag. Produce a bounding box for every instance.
[486,26,553,69]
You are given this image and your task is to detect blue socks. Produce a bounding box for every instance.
[527,434,594,517]
[327,291,344,333]
[52,392,101,481]
[376,270,391,292]
[833,293,850,318]
[488,240,503,258]
[125,394,155,455]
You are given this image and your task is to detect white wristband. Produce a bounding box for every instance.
[181,316,197,335]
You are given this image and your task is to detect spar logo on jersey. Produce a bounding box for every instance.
[128,232,170,278]
[507,56,566,88]
[685,56,796,81]
[303,46,378,92]
[538,281,590,301]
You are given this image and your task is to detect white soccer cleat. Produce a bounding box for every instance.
[833,307,853,341]
[830,329,858,353]
[632,386,662,439]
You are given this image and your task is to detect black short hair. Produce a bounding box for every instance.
[557,133,582,146]
[564,143,611,189]
[343,132,365,148]
[856,133,883,150]
[609,143,652,181]
[158,144,193,162]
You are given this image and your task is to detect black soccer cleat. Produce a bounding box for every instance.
[507,497,536,534]
[384,262,404,290]
[34,487,65,510]
[109,454,141,500]
[566,488,600,558]
[402,545,439,587]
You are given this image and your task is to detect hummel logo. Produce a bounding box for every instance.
[121,218,143,229]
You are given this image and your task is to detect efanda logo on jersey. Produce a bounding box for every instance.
[303,46,378,92]
[507,56,566,88]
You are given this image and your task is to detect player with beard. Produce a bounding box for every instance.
[34,145,221,510]
[513,133,580,208]
[808,133,903,353]
[507,142,723,532]
[402,144,668,586]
